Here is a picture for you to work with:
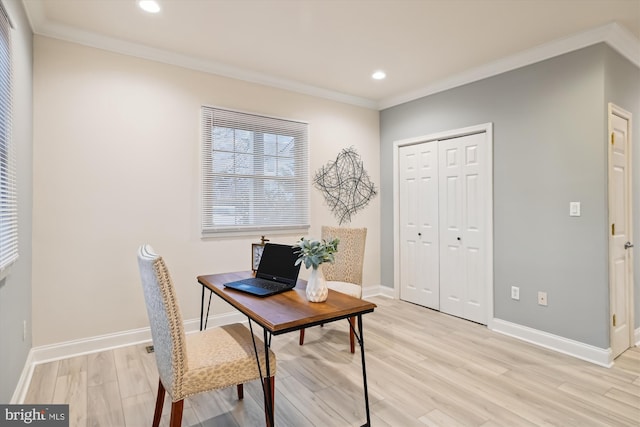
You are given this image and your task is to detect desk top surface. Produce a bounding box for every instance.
[198,271,376,335]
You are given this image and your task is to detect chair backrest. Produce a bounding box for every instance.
[137,245,187,400]
[321,226,367,286]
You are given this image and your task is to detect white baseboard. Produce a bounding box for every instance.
[30,326,153,366]
[12,287,392,402]
[14,296,632,402]
[362,284,393,299]
[12,311,245,403]
[490,318,613,367]
[377,285,395,299]
[10,349,35,404]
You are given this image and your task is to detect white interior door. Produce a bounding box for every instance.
[399,143,440,309]
[608,103,634,359]
[438,133,487,324]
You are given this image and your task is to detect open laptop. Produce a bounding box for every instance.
[224,243,301,297]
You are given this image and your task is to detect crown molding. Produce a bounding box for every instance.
[22,1,377,110]
[378,22,640,110]
[604,21,640,66]
[22,0,640,112]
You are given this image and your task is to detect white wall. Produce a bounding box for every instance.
[32,36,380,347]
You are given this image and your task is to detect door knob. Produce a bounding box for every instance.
[625,241,634,249]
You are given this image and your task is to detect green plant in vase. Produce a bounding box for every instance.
[294,237,339,302]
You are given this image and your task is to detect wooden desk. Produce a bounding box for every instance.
[197,271,376,427]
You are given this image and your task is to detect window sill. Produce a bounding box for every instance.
[202,226,310,239]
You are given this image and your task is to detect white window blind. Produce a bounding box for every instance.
[0,2,16,272]
[201,106,309,235]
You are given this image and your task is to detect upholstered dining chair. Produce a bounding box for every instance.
[137,244,276,427]
[299,226,367,353]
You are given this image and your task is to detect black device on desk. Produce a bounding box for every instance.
[224,243,301,297]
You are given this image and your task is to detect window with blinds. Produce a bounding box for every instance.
[201,106,309,235]
[0,2,17,274]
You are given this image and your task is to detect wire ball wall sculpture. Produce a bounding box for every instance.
[314,146,377,225]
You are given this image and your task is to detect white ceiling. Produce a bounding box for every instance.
[22,0,640,109]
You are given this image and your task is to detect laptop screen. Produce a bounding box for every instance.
[256,243,301,285]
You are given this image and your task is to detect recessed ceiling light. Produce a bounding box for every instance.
[138,0,161,13]
[372,70,386,80]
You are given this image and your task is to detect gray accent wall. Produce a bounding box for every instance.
[380,43,639,349]
[0,0,33,402]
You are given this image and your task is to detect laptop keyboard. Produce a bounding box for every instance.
[244,278,288,291]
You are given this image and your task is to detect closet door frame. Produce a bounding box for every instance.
[392,122,494,324]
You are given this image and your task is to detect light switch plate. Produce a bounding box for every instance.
[569,201,580,217]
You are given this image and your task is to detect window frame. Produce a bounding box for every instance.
[201,106,310,237]
[0,1,17,278]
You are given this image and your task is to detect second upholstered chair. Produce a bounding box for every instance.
[137,244,276,427]
[299,226,367,353]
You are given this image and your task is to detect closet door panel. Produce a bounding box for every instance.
[439,133,487,324]
[439,139,464,317]
[399,143,439,309]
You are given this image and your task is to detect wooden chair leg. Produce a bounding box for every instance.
[237,384,244,400]
[263,376,276,427]
[153,379,165,427]
[349,316,356,353]
[299,328,305,345]
[169,400,184,427]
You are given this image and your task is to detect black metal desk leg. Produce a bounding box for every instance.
[263,328,275,427]
[248,320,275,427]
[199,287,214,331]
[204,291,213,330]
[358,314,371,427]
[199,286,205,331]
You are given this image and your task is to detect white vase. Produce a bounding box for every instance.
[306,266,328,302]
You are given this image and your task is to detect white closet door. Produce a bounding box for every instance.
[399,143,440,309]
[438,133,487,324]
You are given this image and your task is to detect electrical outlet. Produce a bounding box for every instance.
[538,291,548,306]
[511,286,520,300]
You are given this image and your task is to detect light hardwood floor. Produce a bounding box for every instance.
[25,297,640,426]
